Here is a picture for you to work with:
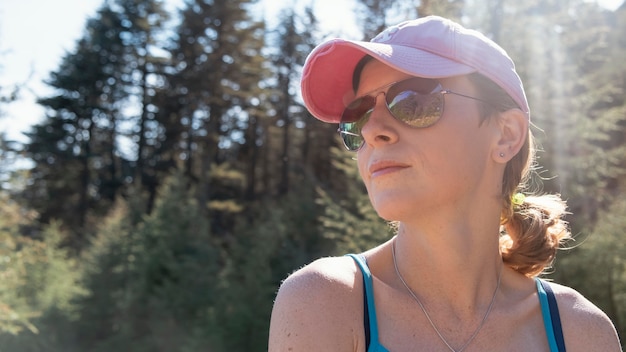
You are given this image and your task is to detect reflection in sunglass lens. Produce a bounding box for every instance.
[388,91,442,128]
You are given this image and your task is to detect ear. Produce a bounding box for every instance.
[492,109,528,163]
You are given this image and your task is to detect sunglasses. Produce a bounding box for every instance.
[338,77,489,151]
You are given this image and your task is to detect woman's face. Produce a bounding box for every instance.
[354,60,502,222]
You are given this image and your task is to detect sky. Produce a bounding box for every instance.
[0,0,623,144]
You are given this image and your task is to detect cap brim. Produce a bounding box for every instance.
[301,38,477,123]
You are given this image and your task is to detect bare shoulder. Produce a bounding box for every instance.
[268,256,365,351]
[548,281,622,351]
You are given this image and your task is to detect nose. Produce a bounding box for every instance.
[359,93,399,149]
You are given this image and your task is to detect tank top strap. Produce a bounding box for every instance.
[536,278,567,352]
[346,254,389,352]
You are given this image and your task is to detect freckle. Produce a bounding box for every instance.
[287,333,291,337]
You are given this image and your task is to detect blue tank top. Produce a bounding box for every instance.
[347,254,566,352]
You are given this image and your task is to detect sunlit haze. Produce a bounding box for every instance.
[0,0,623,143]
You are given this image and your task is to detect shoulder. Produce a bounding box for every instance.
[279,255,362,293]
[268,256,366,351]
[547,281,622,351]
[274,256,363,306]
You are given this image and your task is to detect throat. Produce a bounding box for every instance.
[391,238,503,352]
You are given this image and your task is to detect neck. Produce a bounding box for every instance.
[393,219,503,316]
[391,238,503,352]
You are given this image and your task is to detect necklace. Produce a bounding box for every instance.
[391,239,502,352]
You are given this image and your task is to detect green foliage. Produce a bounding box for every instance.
[72,172,219,351]
[317,146,393,254]
[553,196,626,341]
[0,196,83,351]
[0,194,43,335]
[213,206,290,351]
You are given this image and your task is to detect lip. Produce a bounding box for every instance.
[368,160,410,178]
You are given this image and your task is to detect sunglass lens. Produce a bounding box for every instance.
[387,90,442,128]
[339,109,371,151]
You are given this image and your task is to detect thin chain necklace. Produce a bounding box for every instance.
[391,239,502,352]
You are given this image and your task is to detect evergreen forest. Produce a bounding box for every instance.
[0,0,625,350]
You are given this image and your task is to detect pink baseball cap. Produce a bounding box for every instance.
[301,16,529,123]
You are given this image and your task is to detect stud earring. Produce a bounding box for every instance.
[499,152,505,158]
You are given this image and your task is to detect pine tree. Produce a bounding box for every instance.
[21,5,125,244]
[0,196,83,351]
[24,32,122,241]
[0,192,42,336]
[109,0,170,213]
[160,0,265,235]
[73,172,218,351]
[19,0,169,247]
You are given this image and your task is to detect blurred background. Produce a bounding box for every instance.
[0,0,624,350]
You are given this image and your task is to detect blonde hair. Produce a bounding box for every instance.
[468,73,571,277]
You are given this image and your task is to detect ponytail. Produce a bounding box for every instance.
[500,194,570,277]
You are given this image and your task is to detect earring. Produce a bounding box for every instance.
[499,152,505,158]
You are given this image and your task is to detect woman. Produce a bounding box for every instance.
[268,16,621,351]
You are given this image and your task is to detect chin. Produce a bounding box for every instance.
[370,191,436,222]
[371,198,410,222]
